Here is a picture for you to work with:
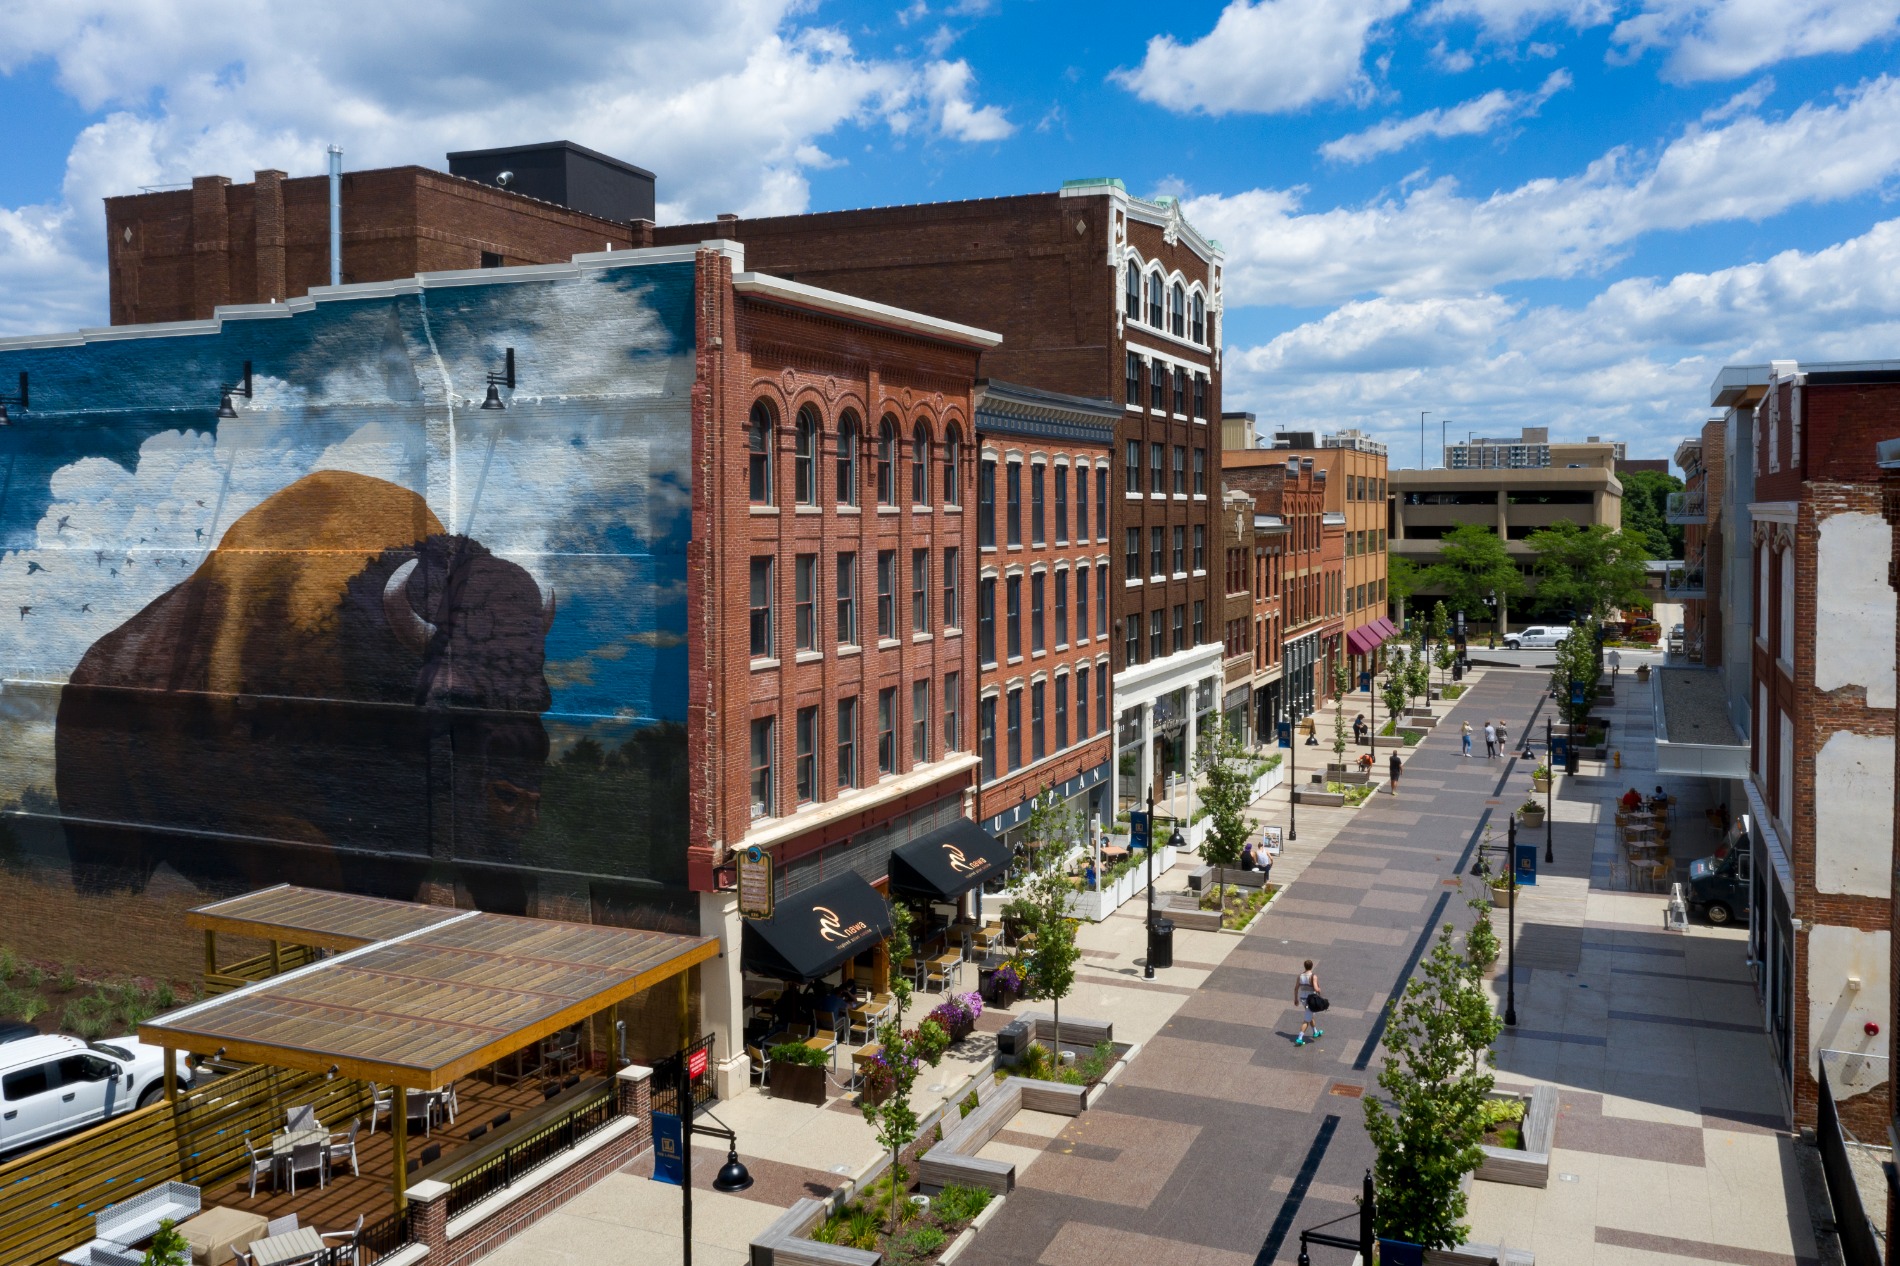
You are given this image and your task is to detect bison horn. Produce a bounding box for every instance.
[383,558,437,654]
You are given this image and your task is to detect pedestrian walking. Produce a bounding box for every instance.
[1294,960,1323,1046]
[1388,750,1402,794]
[1497,720,1510,754]
[1461,721,1473,757]
[1483,721,1498,758]
[1608,647,1622,677]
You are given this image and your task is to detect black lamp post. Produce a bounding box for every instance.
[1287,717,1298,842]
[1545,718,1555,864]
[1143,790,1157,979]
[1471,818,1518,1028]
[681,1113,752,1266]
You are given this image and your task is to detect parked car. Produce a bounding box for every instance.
[1686,844,1751,927]
[0,1034,192,1154]
[1503,625,1572,649]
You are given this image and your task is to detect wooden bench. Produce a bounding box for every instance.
[1156,893,1221,931]
[1012,1012,1113,1050]
[750,1197,881,1266]
[917,1076,1088,1197]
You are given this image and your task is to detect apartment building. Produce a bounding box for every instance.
[971,382,1117,844]
[1225,454,1341,732]
[1443,426,1626,470]
[1251,513,1290,743]
[1219,487,1257,744]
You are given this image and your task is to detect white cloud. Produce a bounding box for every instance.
[1320,68,1571,163]
[1700,75,1774,122]
[1423,0,1617,40]
[1112,0,1409,116]
[0,0,1016,334]
[1187,74,1900,306]
[1613,0,1900,82]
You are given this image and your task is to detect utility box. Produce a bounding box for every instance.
[448,140,657,223]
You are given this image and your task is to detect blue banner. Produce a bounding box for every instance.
[652,1111,685,1185]
[1128,811,1149,852]
[1514,842,1539,887]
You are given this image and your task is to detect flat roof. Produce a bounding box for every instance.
[145,889,717,1087]
[1653,668,1749,780]
[188,884,466,953]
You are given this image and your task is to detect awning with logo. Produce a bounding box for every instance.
[740,871,893,981]
[889,817,1012,902]
[1346,617,1399,657]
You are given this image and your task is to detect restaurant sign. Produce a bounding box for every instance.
[737,845,774,920]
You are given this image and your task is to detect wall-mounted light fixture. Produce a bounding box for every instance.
[0,372,27,424]
[217,362,253,418]
[481,348,515,410]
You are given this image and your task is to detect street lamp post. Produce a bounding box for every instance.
[680,1112,752,1266]
[1287,719,1298,842]
[1144,790,1157,979]
[1504,816,1518,1027]
[1545,718,1555,864]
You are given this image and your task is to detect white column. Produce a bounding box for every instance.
[1140,699,1156,811]
[698,889,748,1101]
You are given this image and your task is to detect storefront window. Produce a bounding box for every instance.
[1117,706,1145,815]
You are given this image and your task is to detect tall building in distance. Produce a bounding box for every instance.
[655,182,1228,826]
[1444,426,1625,470]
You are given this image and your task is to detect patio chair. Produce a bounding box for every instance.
[367,1084,394,1133]
[320,1215,365,1266]
[815,1003,849,1044]
[746,1043,769,1088]
[285,1104,317,1133]
[404,1089,435,1138]
[287,1141,325,1194]
[266,1214,299,1237]
[437,1082,459,1125]
[327,1118,360,1178]
[546,1029,582,1077]
[788,1024,837,1069]
[229,1252,254,1266]
[245,1139,275,1198]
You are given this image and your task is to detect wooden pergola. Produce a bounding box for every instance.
[143,886,718,1214]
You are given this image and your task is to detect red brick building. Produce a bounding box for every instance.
[105,145,650,324]
[652,182,1228,820]
[1224,453,1342,731]
[969,382,1117,843]
[1251,511,1289,744]
[1219,487,1256,744]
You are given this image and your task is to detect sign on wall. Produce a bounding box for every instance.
[737,845,774,920]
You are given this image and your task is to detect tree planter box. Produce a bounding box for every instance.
[1405,706,1435,717]
[1476,1085,1558,1187]
[770,1061,829,1105]
[1324,765,1371,784]
[1293,788,1346,807]
[1406,715,1439,729]
[1247,762,1285,804]
[1372,735,1405,748]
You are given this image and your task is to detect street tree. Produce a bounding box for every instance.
[1552,616,1603,726]
[1524,521,1650,621]
[1426,525,1522,629]
[1381,646,1411,728]
[861,901,951,1232]
[1620,469,1685,561]
[1020,846,1082,1059]
[1363,922,1502,1250]
[1196,718,1253,917]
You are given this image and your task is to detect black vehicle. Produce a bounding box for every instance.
[1686,844,1751,927]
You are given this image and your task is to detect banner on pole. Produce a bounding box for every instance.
[652,1111,685,1185]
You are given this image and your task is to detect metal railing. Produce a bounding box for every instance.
[1665,489,1707,522]
[444,1089,617,1217]
[1664,566,1706,599]
[651,1033,718,1120]
[1817,1064,1883,1266]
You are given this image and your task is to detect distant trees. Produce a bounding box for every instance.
[1524,522,1650,621]
[1619,470,1685,562]
[1428,526,1522,628]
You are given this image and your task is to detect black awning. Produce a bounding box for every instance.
[888,817,1012,902]
[740,871,892,982]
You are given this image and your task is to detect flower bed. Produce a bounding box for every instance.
[926,992,983,1045]
[997,1038,1121,1089]
[810,1172,995,1262]
[1326,781,1377,807]
[1199,883,1278,930]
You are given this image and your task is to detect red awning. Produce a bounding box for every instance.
[1346,618,1398,657]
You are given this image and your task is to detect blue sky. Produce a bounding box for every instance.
[2,0,1898,463]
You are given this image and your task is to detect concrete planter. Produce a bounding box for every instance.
[1324,764,1371,784]
[1531,774,1550,793]
[1293,788,1346,807]
[770,1061,829,1105]
[1475,1084,1558,1188]
[1518,809,1545,830]
[1372,734,1405,748]
[1407,715,1439,730]
[1489,884,1514,909]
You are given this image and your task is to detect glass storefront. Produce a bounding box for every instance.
[1153,688,1189,800]
[1117,705,1145,815]
[1223,684,1250,747]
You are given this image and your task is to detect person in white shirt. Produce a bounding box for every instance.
[1294,960,1322,1046]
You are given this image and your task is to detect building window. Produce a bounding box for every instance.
[1149,609,1164,659]
[794,407,817,505]
[912,680,930,765]
[480,250,504,268]
[750,718,774,818]
[1150,526,1165,577]
[1031,681,1046,761]
[1149,442,1164,494]
[749,557,774,658]
[1172,604,1185,652]
[1147,272,1163,327]
[1074,566,1087,643]
[944,425,962,506]
[1007,462,1022,546]
[1073,465,1087,543]
[912,549,929,633]
[1031,572,1046,654]
[1097,665,1108,734]
[1193,447,1206,495]
[1172,367,1185,416]
[1053,466,1068,545]
[795,706,817,804]
[837,697,857,789]
[1150,358,1166,411]
[1125,617,1140,667]
[1193,373,1207,420]
[877,550,896,640]
[1077,666,1089,738]
[978,458,996,547]
[877,416,897,505]
[1031,464,1046,545]
[978,577,997,665]
[1054,571,1070,645]
[836,411,859,505]
[944,672,960,752]
[795,554,816,651]
[1125,260,1141,318]
[1193,524,1205,571]
[1007,574,1022,659]
[748,401,774,504]
[1055,674,1069,750]
[1191,292,1205,344]
[911,423,930,506]
[1173,445,1186,495]
[1125,351,1141,404]
[1096,567,1108,637]
[1096,467,1109,538]
[979,694,998,782]
[836,553,857,646]
[1172,525,1185,574]
[943,548,959,631]
[878,687,897,775]
[1125,440,1141,493]
[1006,688,1023,771]
[1171,281,1185,337]
[1193,599,1205,645]
[1125,528,1140,577]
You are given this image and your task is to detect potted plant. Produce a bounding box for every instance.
[768,1040,831,1105]
[1489,873,1515,909]
[1530,764,1551,793]
[988,961,1025,1007]
[1635,663,1651,682]
[927,992,983,1044]
[1517,798,1545,829]
[857,1048,914,1107]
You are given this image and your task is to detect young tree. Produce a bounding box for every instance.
[1551,616,1603,726]
[1524,521,1650,621]
[1021,848,1082,1060]
[1196,718,1253,917]
[1363,923,1502,1250]
[141,1222,190,1266]
[1427,525,1523,628]
[1022,785,1084,859]
[862,902,951,1232]
[1381,646,1411,727]
[1332,655,1352,768]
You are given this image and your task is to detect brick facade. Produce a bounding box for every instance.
[1219,488,1255,738]
[107,165,641,324]
[1678,421,1726,665]
[1224,455,1338,726]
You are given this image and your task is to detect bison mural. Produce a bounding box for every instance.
[55,469,553,894]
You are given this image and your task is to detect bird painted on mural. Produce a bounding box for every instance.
[94,550,107,567]
[55,515,70,533]
[18,606,30,621]
[79,603,91,613]
[25,561,46,575]
[122,555,134,566]
[109,568,118,577]
[194,527,205,541]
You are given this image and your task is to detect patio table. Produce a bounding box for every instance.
[246,1226,324,1266]
[177,1207,268,1266]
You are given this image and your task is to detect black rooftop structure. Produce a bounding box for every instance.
[447,141,657,224]
[740,872,892,981]
[889,818,1011,902]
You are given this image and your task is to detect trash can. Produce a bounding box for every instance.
[996,1019,1032,1064]
[1452,661,1465,682]
[1148,918,1176,970]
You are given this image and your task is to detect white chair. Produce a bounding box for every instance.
[327,1119,360,1177]
[367,1084,394,1133]
[286,1142,325,1194]
[265,1214,299,1237]
[284,1104,317,1133]
[320,1214,365,1266]
[404,1090,435,1138]
[244,1140,274,1198]
[437,1082,459,1125]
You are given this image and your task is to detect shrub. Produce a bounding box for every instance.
[0,948,15,981]
[896,1223,948,1257]
[768,1041,832,1068]
[56,966,76,993]
[958,1089,980,1119]
[1479,1098,1525,1127]
[932,1184,993,1223]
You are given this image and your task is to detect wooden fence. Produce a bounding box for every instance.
[0,1064,370,1266]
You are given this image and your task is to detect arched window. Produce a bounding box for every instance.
[911,422,931,506]
[1146,270,1163,327]
[877,416,898,505]
[1170,282,1185,337]
[943,424,963,506]
[1191,291,1206,344]
[794,406,818,505]
[836,411,860,505]
[1124,260,1140,318]
[747,400,774,504]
